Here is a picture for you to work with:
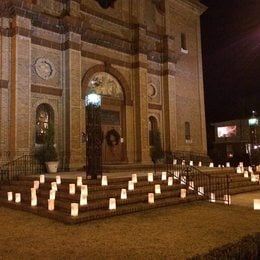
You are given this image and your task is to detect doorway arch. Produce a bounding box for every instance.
[82,68,128,163]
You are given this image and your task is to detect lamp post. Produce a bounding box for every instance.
[85,80,102,179]
[248,110,259,166]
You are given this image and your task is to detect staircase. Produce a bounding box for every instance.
[0,173,203,224]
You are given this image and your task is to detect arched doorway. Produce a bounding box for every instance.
[87,72,125,163]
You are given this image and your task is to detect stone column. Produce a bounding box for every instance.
[63,32,83,169]
[10,16,31,158]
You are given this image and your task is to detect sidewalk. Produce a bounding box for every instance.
[231,190,260,208]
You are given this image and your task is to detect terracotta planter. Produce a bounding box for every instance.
[45,161,59,173]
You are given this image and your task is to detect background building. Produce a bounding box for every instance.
[0,0,208,169]
[210,113,260,166]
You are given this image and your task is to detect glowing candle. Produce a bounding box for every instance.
[49,189,56,200]
[168,177,173,186]
[109,198,116,210]
[224,194,231,205]
[148,193,154,204]
[132,174,138,183]
[198,186,204,196]
[15,193,21,203]
[148,172,153,182]
[226,162,230,168]
[81,185,88,196]
[209,162,214,168]
[173,159,177,165]
[161,171,167,181]
[51,182,57,191]
[48,199,55,211]
[121,189,127,199]
[128,180,134,191]
[80,194,88,206]
[56,176,61,185]
[181,176,186,185]
[7,191,13,201]
[174,171,179,180]
[189,181,194,190]
[69,183,75,195]
[244,171,249,178]
[77,176,82,187]
[31,187,37,198]
[210,193,216,203]
[31,196,37,206]
[198,161,202,167]
[254,199,260,210]
[33,180,40,189]
[155,184,161,194]
[101,176,108,186]
[189,161,193,166]
[71,203,79,216]
[39,174,45,184]
[180,189,186,199]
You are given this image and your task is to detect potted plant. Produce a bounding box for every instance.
[35,123,59,173]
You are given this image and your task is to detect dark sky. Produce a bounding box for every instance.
[200,0,260,124]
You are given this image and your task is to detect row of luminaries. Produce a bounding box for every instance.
[6,172,229,217]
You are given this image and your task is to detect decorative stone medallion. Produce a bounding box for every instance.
[148,83,157,98]
[34,58,56,80]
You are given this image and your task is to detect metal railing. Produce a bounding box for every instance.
[160,159,230,204]
[0,155,44,185]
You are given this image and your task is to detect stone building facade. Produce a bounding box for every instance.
[0,0,207,169]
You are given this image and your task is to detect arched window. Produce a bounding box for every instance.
[149,116,158,146]
[35,103,54,144]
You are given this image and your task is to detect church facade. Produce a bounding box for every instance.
[0,0,207,169]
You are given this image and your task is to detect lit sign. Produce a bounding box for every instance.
[248,118,258,126]
[217,125,236,138]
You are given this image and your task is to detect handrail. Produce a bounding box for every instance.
[161,159,230,204]
[0,155,44,185]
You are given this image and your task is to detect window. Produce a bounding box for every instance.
[181,33,188,54]
[185,122,191,141]
[35,103,54,144]
[148,116,158,146]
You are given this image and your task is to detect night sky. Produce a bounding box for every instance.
[200,0,260,124]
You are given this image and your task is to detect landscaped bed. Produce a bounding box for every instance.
[1,201,260,259]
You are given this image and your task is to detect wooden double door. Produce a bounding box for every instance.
[101,101,125,163]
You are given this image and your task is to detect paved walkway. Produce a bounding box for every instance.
[231,190,260,208]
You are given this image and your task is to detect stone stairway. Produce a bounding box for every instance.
[0,173,202,224]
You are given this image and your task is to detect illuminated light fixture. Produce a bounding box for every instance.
[244,171,249,178]
[7,191,13,201]
[81,185,88,196]
[210,193,216,203]
[48,199,55,211]
[33,180,40,189]
[148,172,153,182]
[198,161,202,167]
[189,181,194,190]
[101,176,108,186]
[224,194,231,205]
[71,203,79,216]
[39,174,45,184]
[49,189,56,200]
[254,199,260,210]
[128,180,134,191]
[109,198,116,210]
[251,174,259,182]
[51,182,57,191]
[31,195,37,206]
[155,184,161,194]
[173,159,177,165]
[248,166,253,174]
[182,160,185,166]
[161,171,167,181]
[168,177,173,186]
[15,193,21,203]
[189,161,193,166]
[80,194,88,206]
[198,186,204,196]
[31,187,37,198]
[181,176,186,185]
[120,188,127,199]
[209,162,214,168]
[77,176,83,187]
[174,171,179,180]
[218,164,221,168]
[226,162,230,168]
[132,174,138,183]
[56,176,61,185]
[69,184,76,195]
[180,189,186,199]
[148,193,154,204]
